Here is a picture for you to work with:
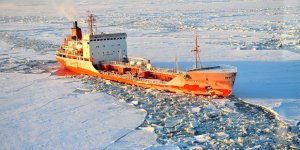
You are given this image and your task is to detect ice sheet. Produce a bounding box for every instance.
[0,73,158,149]
[0,0,299,148]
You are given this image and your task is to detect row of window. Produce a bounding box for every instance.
[91,50,126,55]
[90,37,126,42]
[95,44,121,48]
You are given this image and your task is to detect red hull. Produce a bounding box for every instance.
[56,56,236,97]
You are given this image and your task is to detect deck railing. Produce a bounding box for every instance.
[99,70,168,85]
[56,52,93,62]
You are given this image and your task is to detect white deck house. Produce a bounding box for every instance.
[82,33,128,63]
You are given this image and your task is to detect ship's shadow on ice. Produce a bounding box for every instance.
[153,60,300,99]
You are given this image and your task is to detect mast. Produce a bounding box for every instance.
[85,11,96,35]
[174,55,179,72]
[191,31,201,68]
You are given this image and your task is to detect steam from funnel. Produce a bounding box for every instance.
[53,0,79,21]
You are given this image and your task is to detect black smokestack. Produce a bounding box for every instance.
[74,21,78,28]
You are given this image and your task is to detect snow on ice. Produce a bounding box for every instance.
[0,72,158,149]
[0,0,300,149]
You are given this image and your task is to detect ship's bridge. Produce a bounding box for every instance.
[82,33,127,64]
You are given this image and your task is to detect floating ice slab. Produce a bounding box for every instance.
[0,73,158,149]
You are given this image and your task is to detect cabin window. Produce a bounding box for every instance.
[183,74,192,79]
[118,44,120,46]
[94,39,96,41]
[114,38,116,40]
[100,39,103,41]
[112,44,114,46]
[97,39,99,41]
[117,38,119,40]
[110,38,113,40]
[103,45,105,47]
[103,52,104,54]
[104,39,106,41]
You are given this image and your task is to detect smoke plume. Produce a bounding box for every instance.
[52,0,79,21]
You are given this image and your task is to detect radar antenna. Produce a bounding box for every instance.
[191,31,201,68]
[85,11,96,35]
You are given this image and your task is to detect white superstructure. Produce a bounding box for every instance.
[82,33,128,63]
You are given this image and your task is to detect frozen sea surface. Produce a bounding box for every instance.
[154,60,300,123]
[76,75,299,149]
[0,0,300,149]
[0,72,159,149]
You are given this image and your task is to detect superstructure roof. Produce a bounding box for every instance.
[90,33,127,38]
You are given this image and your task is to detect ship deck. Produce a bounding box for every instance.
[100,71,169,85]
[187,65,237,73]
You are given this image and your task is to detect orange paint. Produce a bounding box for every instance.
[56,18,237,97]
[56,56,236,97]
